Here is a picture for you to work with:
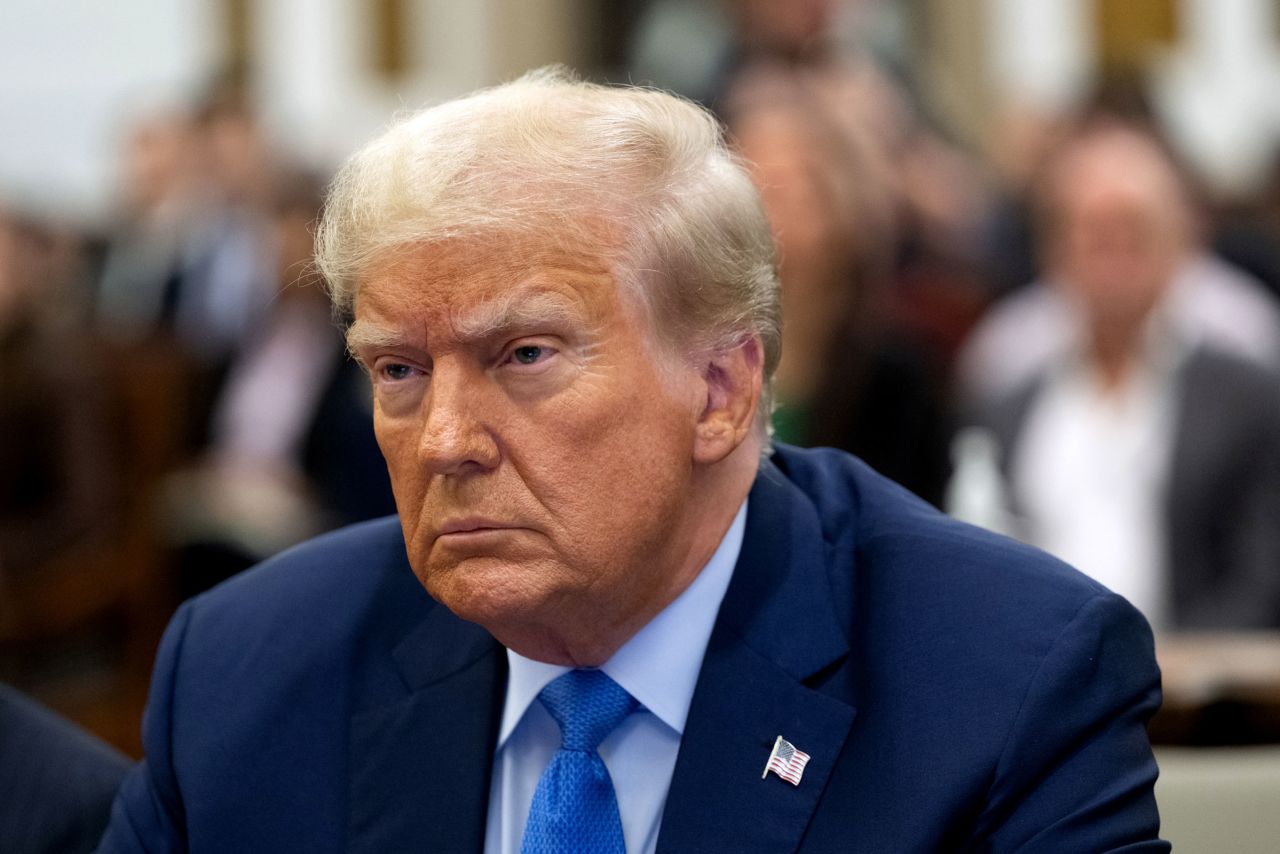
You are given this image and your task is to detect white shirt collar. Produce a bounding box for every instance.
[498,498,748,746]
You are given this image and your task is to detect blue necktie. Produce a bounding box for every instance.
[520,669,637,854]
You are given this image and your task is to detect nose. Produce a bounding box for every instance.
[416,363,501,476]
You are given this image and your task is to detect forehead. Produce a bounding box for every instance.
[1054,138,1182,219]
[353,235,628,331]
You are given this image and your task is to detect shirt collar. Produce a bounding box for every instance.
[497,498,748,746]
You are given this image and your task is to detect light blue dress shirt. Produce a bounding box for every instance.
[484,499,748,854]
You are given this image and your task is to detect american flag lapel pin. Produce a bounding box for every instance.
[762,735,811,786]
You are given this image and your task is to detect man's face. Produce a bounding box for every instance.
[1055,185,1178,332]
[349,236,704,660]
[1048,137,1188,336]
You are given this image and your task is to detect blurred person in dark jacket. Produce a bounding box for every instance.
[95,89,279,453]
[959,119,1280,630]
[96,99,273,360]
[95,111,202,342]
[161,175,395,598]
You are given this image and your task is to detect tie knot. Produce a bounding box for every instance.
[538,669,636,752]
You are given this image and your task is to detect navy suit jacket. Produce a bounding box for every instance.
[98,445,1167,852]
[0,684,130,854]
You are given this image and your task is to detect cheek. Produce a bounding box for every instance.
[545,355,693,456]
[521,374,696,540]
[373,410,411,474]
[372,411,429,526]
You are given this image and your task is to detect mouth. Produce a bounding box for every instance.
[431,518,539,551]
[438,518,515,536]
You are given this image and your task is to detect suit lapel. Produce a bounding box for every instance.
[348,602,506,854]
[658,462,857,854]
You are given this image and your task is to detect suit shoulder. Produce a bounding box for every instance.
[197,515,406,603]
[761,446,1162,852]
[771,443,1113,616]
[1184,345,1280,406]
[179,515,428,651]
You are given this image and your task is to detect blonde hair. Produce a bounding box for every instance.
[316,67,781,427]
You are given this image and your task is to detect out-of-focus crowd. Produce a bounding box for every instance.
[0,79,397,751]
[4,0,1280,755]
[703,0,1280,745]
[698,0,1280,638]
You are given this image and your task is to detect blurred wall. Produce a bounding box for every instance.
[986,0,1092,115]
[0,0,219,226]
[254,0,592,171]
[7,0,1280,226]
[984,0,1280,196]
[0,0,591,227]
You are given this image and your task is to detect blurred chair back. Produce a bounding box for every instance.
[1155,746,1280,852]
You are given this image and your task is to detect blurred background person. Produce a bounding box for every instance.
[713,0,844,108]
[724,63,951,505]
[95,82,279,453]
[0,209,111,584]
[958,118,1280,631]
[979,102,1071,300]
[160,172,395,599]
[629,0,845,109]
[94,110,202,346]
[180,82,278,365]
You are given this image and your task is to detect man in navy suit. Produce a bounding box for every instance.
[98,70,1167,852]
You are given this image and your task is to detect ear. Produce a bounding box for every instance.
[693,336,764,465]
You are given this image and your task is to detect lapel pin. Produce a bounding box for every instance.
[762,735,811,786]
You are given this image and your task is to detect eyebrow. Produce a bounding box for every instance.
[451,291,583,340]
[345,322,407,357]
[345,291,586,356]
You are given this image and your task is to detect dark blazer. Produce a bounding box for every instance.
[0,683,130,854]
[981,346,1280,628]
[96,445,1166,852]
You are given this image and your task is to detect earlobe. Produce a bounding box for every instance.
[693,337,764,465]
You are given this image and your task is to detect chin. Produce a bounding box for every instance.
[417,555,558,629]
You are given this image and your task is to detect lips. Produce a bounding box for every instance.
[437,518,517,536]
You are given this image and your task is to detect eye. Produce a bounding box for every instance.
[512,345,545,365]
[380,362,419,381]
[497,340,560,374]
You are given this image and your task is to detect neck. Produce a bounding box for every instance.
[1087,321,1145,392]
